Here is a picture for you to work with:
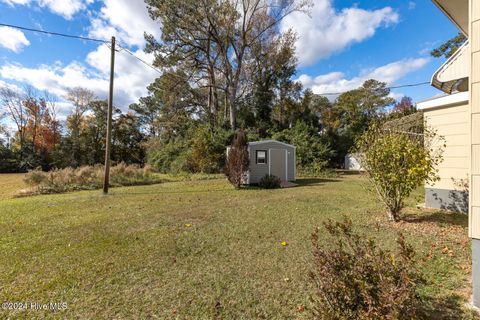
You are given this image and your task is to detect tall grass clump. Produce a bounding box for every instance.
[21,163,161,196]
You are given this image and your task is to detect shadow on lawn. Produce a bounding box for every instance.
[295,178,341,187]
[403,210,468,228]
[110,188,230,196]
[417,294,479,319]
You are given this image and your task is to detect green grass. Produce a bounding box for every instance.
[0,174,477,319]
[0,173,26,200]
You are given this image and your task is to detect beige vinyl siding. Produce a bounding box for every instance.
[472,1,480,238]
[424,102,470,190]
[440,47,469,81]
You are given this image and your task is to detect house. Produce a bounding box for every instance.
[417,92,469,212]
[426,0,480,306]
[242,140,296,184]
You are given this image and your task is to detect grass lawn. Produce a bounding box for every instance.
[0,173,26,200]
[0,174,477,319]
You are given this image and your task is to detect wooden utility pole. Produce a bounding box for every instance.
[103,36,116,194]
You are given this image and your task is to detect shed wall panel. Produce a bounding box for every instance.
[248,141,295,184]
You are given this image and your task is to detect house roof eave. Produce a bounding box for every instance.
[432,0,469,35]
[431,40,470,94]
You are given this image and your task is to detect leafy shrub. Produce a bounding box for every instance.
[189,125,232,173]
[272,121,334,175]
[21,163,161,196]
[169,148,194,174]
[310,218,423,320]
[146,136,190,173]
[225,130,249,189]
[356,123,444,221]
[258,174,281,189]
[146,125,233,174]
[0,143,20,173]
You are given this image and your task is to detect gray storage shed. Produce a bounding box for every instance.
[246,140,296,184]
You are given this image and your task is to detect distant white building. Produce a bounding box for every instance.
[344,153,363,171]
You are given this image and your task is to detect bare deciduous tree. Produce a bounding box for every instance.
[66,87,95,119]
[43,91,61,148]
[0,86,28,158]
[65,87,95,166]
[145,0,311,129]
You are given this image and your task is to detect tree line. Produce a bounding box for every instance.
[0,0,416,174]
[0,87,144,172]
[0,79,414,174]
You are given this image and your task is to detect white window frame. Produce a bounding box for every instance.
[256,150,267,165]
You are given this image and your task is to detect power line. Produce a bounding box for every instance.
[0,21,432,97]
[389,81,431,89]
[115,48,432,96]
[317,82,431,96]
[113,43,432,95]
[0,22,107,43]
[117,45,162,74]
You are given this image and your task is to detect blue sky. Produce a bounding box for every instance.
[0,0,461,118]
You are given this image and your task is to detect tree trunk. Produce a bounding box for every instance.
[31,119,37,154]
[208,85,213,120]
[224,92,228,126]
[388,210,400,222]
[229,86,237,130]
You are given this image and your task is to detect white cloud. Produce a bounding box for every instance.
[0,44,159,113]
[1,0,29,5]
[298,58,429,97]
[0,62,107,97]
[0,79,19,90]
[88,0,161,47]
[85,44,159,105]
[280,0,399,67]
[39,0,92,19]
[0,27,30,52]
[0,0,160,116]
[389,91,405,101]
[0,0,92,19]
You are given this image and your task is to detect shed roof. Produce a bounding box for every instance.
[248,140,296,148]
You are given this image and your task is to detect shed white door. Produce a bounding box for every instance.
[269,149,287,181]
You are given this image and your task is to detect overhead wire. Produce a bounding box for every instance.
[0,22,107,43]
[0,22,433,97]
[117,47,432,95]
[117,45,162,75]
[115,46,432,95]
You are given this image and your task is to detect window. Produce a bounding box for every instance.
[256,150,267,164]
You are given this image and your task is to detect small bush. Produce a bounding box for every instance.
[225,130,249,189]
[310,218,423,320]
[20,163,161,196]
[356,123,444,221]
[258,174,281,189]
